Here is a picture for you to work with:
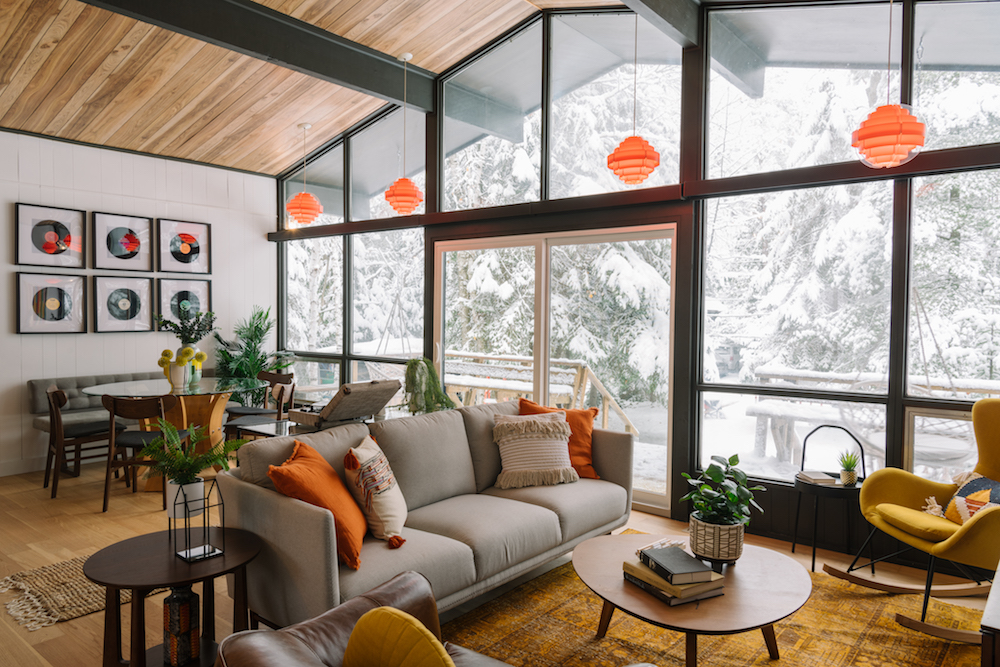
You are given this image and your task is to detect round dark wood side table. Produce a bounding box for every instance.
[83,527,262,667]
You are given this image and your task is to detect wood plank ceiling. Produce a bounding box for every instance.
[0,0,618,176]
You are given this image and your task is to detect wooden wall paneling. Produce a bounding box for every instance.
[0,0,66,107]
[0,0,34,51]
[16,13,136,134]
[42,19,150,135]
[138,54,266,155]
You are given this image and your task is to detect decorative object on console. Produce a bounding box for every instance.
[493,412,578,489]
[157,219,211,274]
[403,357,455,414]
[519,398,600,479]
[285,122,323,225]
[681,454,765,563]
[92,211,153,271]
[385,53,423,215]
[838,449,860,486]
[606,15,659,185]
[163,584,200,666]
[344,435,407,548]
[16,272,87,334]
[15,203,86,269]
[93,275,153,333]
[851,0,924,168]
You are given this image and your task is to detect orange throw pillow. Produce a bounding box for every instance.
[268,440,367,570]
[518,399,599,479]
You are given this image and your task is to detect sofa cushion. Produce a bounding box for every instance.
[483,478,628,542]
[404,494,562,580]
[369,410,477,511]
[458,402,520,492]
[237,423,371,491]
[339,528,477,605]
[519,399,600,479]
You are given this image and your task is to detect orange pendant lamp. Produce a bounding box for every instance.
[608,15,659,185]
[286,123,323,225]
[852,0,925,169]
[386,53,423,215]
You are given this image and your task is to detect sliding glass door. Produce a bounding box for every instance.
[435,225,675,506]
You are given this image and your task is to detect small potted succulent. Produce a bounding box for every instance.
[140,419,246,519]
[680,454,765,563]
[838,450,860,486]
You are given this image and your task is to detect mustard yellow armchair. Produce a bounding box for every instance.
[838,399,1000,640]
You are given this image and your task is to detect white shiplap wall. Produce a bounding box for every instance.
[0,130,278,477]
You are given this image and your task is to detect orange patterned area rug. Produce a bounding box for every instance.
[442,560,982,667]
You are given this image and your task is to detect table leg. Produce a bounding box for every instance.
[102,587,123,667]
[233,565,250,632]
[686,632,697,667]
[130,588,149,667]
[792,492,802,553]
[811,495,819,572]
[596,600,615,639]
[761,624,779,659]
[203,577,215,643]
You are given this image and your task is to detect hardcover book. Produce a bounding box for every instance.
[622,559,724,599]
[639,545,714,584]
[797,470,837,485]
[624,572,725,606]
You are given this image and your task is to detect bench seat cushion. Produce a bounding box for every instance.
[482,478,628,542]
[338,528,476,605]
[32,409,134,433]
[404,494,561,580]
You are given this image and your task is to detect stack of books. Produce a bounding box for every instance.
[622,544,724,606]
[796,470,837,485]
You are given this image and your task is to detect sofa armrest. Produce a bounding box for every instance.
[217,470,341,627]
[217,571,439,667]
[591,428,633,508]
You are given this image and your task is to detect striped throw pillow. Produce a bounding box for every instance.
[345,435,407,548]
[493,412,579,489]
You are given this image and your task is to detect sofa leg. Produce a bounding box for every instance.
[250,610,281,631]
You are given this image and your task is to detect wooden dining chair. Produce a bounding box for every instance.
[224,381,295,441]
[101,394,188,513]
[226,371,295,419]
[44,386,126,499]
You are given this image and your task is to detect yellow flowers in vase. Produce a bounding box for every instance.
[159,347,207,389]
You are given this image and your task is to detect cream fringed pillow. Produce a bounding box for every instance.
[492,412,579,490]
[345,435,407,548]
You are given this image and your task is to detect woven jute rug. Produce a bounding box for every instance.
[0,556,157,631]
[442,560,983,667]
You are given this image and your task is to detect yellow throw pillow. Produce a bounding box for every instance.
[343,607,455,667]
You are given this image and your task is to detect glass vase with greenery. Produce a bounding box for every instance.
[214,306,293,406]
[156,309,217,347]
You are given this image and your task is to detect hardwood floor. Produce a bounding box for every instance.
[0,462,985,667]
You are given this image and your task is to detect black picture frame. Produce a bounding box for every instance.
[157,278,212,326]
[157,219,212,274]
[15,203,87,269]
[93,275,154,333]
[92,212,154,272]
[16,272,88,334]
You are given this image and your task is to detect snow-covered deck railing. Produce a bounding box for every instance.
[754,364,1000,396]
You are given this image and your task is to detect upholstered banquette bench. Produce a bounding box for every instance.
[26,371,164,434]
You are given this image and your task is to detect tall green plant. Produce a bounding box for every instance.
[404,358,455,414]
[214,307,292,405]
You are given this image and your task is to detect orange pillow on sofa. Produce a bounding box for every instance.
[268,440,368,570]
[519,399,599,479]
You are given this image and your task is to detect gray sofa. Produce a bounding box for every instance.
[217,401,633,628]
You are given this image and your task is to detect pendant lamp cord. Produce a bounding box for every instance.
[632,13,638,136]
[886,0,893,106]
[301,125,307,191]
[402,59,408,178]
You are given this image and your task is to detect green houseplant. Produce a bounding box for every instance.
[156,309,217,348]
[404,358,455,414]
[140,419,246,518]
[214,307,292,406]
[680,454,765,562]
[838,450,860,486]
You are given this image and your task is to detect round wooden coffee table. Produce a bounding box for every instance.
[84,527,262,667]
[573,534,812,667]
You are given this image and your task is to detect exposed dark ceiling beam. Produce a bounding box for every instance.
[622,0,764,98]
[77,0,435,111]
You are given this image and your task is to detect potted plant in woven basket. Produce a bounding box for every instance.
[680,454,765,563]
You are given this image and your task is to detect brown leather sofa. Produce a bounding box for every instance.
[215,571,509,666]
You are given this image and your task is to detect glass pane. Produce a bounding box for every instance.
[550,237,672,495]
[350,108,426,220]
[915,1,1000,151]
[351,229,424,358]
[352,359,408,419]
[289,359,341,404]
[910,412,976,483]
[700,391,887,482]
[285,238,343,353]
[708,4,901,178]
[443,22,542,211]
[283,144,344,229]
[909,169,1000,399]
[550,13,682,198]
[703,182,893,391]
[442,245,536,406]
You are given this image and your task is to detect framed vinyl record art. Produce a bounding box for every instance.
[157,219,211,274]
[93,212,153,271]
[158,278,211,324]
[93,276,153,333]
[15,203,86,269]
[17,273,87,334]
